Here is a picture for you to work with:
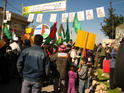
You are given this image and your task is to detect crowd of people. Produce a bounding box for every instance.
[0,34,124,93]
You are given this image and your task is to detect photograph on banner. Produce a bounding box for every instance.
[69,12,75,22]
[62,13,68,23]
[50,13,57,22]
[23,1,66,16]
[77,11,85,21]
[34,24,50,38]
[27,14,34,22]
[75,30,96,50]
[96,7,105,18]
[36,14,43,23]
[86,9,94,20]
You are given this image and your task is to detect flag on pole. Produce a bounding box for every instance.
[41,25,45,36]
[65,18,70,43]
[3,24,12,39]
[58,24,64,40]
[72,13,82,33]
[44,22,57,45]
[12,29,16,40]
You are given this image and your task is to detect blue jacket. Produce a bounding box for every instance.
[17,45,50,82]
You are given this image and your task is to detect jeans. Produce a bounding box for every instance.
[21,79,42,93]
[60,79,66,93]
[79,79,86,93]
[53,78,59,93]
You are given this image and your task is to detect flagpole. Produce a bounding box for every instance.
[22,0,24,16]
[1,0,7,39]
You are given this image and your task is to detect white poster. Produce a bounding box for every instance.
[69,12,75,22]
[77,11,85,21]
[36,14,43,23]
[6,11,11,21]
[86,9,94,20]
[62,13,68,23]
[50,13,57,22]
[27,14,34,22]
[96,7,105,18]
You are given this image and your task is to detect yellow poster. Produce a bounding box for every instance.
[26,28,32,33]
[86,32,96,50]
[75,30,96,50]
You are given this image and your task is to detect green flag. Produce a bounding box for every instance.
[65,18,70,43]
[58,24,64,40]
[3,24,12,39]
[72,13,82,33]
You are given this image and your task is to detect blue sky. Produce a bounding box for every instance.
[0,0,124,44]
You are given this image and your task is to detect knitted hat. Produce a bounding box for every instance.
[58,44,67,51]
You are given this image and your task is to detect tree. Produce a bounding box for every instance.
[101,2,124,39]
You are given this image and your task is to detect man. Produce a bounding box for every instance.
[97,43,106,69]
[114,38,124,92]
[17,35,50,93]
[109,43,118,89]
[50,43,69,93]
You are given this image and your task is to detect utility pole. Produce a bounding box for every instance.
[110,2,114,39]
[1,0,7,39]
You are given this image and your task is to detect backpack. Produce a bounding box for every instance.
[78,65,88,80]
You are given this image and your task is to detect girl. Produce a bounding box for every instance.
[68,66,77,93]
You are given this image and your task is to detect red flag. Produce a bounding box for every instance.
[41,25,45,36]
[49,21,57,39]
[84,49,87,57]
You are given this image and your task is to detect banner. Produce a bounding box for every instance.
[96,7,105,18]
[27,14,34,22]
[75,30,96,50]
[50,13,57,22]
[23,1,66,16]
[69,12,75,22]
[62,13,68,23]
[36,14,43,23]
[77,11,85,21]
[86,9,94,20]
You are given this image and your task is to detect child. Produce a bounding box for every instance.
[78,57,88,93]
[68,65,77,93]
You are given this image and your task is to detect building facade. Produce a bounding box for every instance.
[0,7,29,36]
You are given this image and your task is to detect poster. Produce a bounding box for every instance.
[36,14,43,23]
[50,13,57,22]
[86,9,94,20]
[96,7,105,18]
[27,14,34,22]
[75,30,96,50]
[26,28,32,33]
[69,12,75,22]
[77,11,85,21]
[62,13,68,22]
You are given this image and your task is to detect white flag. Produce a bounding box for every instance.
[77,11,85,21]
[86,9,94,20]
[27,14,34,22]
[69,12,75,22]
[96,7,105,18]
[62,13,68,23]
[50,14,57,22]
[36,14,43,23]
